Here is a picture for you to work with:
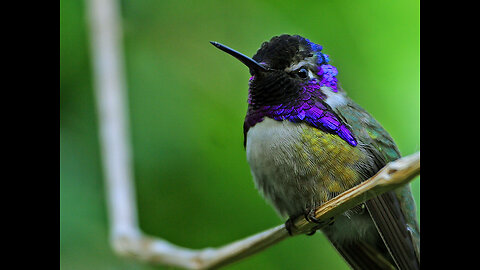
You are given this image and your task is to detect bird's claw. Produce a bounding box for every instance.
[304,209,335,236]
[285,209,335,236]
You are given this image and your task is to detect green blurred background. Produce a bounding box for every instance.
[60,0,419,269]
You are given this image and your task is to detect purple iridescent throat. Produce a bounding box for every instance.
[244,78,357,147]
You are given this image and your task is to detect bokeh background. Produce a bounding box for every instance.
[60,0,419,269]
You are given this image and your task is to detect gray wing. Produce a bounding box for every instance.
[329,232,397,270]
[366,191,420,269]
[336,98,420,269]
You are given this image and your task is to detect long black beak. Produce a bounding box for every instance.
[210,41,268,74]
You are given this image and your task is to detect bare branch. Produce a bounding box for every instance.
[86,0,139,247]
[114,153,419,270]
[86,0,420,269]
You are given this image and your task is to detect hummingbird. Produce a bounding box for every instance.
[210,34,419,270]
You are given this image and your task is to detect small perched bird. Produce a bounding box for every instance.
[210,34,419,270]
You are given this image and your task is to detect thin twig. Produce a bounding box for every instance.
[86,0,420,269]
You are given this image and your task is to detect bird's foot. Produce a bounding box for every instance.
[285,209,335,236]
[303,208,335,236]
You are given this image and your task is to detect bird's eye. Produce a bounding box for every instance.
[297,68,308,78]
